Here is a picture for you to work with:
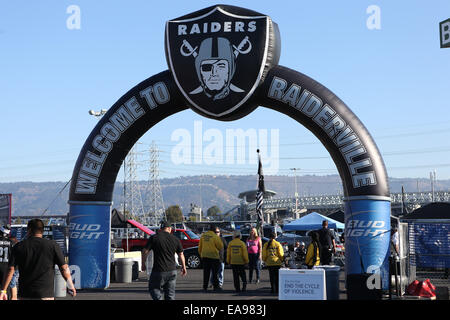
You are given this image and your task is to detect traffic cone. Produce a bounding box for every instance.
[418,279,436,299]
[406,279,436,299]
[406,280,420,296]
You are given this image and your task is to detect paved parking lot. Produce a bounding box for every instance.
[58,268,348,300]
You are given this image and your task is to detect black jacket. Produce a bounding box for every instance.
[218,236,228,263]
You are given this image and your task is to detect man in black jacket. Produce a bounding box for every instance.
[316,220,336,265]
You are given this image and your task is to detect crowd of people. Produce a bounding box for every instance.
[139,219,345,300]
[194,221,340,295]
[197,224,285,295]
[0,218,342,301]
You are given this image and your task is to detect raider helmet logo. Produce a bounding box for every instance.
[165,6,271,118]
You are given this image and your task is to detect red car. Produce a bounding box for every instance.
[172,229,200,249]
[121,228,200,252]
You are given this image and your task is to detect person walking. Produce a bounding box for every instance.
[262,232,284,294]
[227,230,249,293]
[7,231,19,300]
[0,226,12,299]
[0,219,76,300]
[210,227,227,289]
[316,220,336,265]
[142,221,187,300]
[246,227,262,284]
[198,224,224,292]
[305,231,321,269]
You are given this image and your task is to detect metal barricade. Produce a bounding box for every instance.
[407,221,450,291]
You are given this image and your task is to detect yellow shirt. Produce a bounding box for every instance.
[198,230,224,259]
[262,239,284,266]
[226,238,249,265]
[305,242,320,267]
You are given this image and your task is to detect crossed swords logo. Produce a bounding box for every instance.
[179,36,252,95]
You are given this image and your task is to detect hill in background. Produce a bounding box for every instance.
[1,175,448,217]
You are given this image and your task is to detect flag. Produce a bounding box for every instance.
[256,150,265,229]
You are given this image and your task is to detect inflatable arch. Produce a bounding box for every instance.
[69,5,391,298]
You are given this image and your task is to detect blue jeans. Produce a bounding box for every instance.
[148,270,177,300]
[9,270,19,288]
[248,253,261,282]
[210,262,224,287]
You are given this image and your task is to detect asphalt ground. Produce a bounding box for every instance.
[4,268,445,320]
[57,267,348,301]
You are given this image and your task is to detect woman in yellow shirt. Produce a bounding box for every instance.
[305,231,321,269]
[262,232,284,294]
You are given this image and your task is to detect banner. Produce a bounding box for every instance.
[68,203,111,289]
[0,194,12,227]
[344,199,391,291]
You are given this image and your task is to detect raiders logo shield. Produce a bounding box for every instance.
[165,5,280,119]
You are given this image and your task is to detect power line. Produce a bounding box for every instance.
[124,144,145,219]
[145,141,166,226]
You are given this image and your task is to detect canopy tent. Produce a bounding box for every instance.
[401,202,450,220]
[283,211,345,231]
[326,210,344,223]
[111,208,127,228]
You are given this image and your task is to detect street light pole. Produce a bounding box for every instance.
[290,168,300,214]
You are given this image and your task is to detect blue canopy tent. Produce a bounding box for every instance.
[283,212,345,231]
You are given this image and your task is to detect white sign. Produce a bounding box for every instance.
[69,265,81,289]
[279,268,326,300]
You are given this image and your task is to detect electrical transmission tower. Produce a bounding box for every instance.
[124,144,145,221]
[145,141,166,226]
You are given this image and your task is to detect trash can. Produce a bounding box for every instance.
[115,258,133,283]
[314,265,340,300]
[132,261,139,281]
[54,266,67,298]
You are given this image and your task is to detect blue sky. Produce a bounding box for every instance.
[1,1,449,184]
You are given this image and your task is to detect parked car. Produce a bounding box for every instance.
[173,229,201,249]
[122,228,200,252]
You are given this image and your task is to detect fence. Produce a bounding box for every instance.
[12,225,69,256]
[407,221,450,289]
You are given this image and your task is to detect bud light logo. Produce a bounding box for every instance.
[69,223,105,240]
[344,199,391,290]
[68,204,111,289]
[345,220,388,238]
